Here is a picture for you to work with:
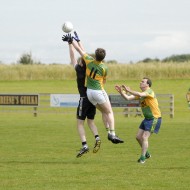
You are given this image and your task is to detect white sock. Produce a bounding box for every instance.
[110,130,115,136]
[83,144,88,148]
[106,127,110,134]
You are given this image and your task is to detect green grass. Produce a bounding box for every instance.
[0,80,190,190]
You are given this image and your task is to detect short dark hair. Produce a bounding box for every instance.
[78,57,86,69]
[80,57,85,65]
[95,48,106,61]
[143,77,152,87]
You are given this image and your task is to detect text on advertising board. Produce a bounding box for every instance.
[0,95,39,106]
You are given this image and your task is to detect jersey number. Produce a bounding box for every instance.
[89,67,98,79]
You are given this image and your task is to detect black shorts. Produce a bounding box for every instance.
[77,97,96,120]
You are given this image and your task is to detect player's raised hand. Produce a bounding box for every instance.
[73,31,80,42]
[68,33,73,44]
[62,34,73,44]
[115,85,122,93]
[122,85,130,92]
[115,85,126,94]
[62,34,69,42]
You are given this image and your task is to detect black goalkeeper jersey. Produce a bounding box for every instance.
[75,64,87,97]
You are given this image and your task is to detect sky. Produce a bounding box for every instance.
[0,0,190,64]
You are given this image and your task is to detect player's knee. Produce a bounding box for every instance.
[136,135,141,141]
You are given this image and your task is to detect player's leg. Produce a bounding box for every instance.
[77,119,86,143]
[144,117,162,159]
[87,89,124,144]
[137,119,152,163]
[76,119,89,158]
[76,98,89,158]
[101,112,110,133]
[141,131,151,158]
[86,99,101,153]
[136,121,146,163]
[97,102,124,144]
[87,118,101,153]
[87,119,99,137]
[96,102,114,133]
[136,128,144,147]
[137,131,151,163]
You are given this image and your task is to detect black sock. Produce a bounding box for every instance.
[95,135,99,139]
[82,141,87,147]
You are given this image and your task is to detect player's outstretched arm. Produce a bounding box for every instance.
[69,44,77,67]
[115,85,135,100]
[122,85,147,97]
[62,34,77,67]
[72,40,86,57]
[73,31,85,51]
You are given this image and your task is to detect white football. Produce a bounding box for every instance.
[62,21,73,33]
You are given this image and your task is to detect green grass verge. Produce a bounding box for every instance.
[0,80,189,190]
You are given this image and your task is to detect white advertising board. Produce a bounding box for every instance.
[50,94,80,107]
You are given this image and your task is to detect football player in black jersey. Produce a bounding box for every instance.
[62,32,101,158]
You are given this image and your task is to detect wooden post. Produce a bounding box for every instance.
[123,107,130,117]
[170,95,174,118]
[186,92,190,109]
[33,107,37,117]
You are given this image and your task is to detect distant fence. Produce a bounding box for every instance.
[0,93,79,117]
[109,94,174,118]
[0,93,174,118]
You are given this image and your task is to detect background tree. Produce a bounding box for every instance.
[17,52,41,64]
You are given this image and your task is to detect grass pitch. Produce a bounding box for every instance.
[0,80,190,190]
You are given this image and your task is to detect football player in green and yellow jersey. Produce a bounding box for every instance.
[115,77,162,164]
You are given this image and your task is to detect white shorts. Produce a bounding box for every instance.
[87,89,109,105]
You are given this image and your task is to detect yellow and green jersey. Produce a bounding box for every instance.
[136,88,161,119]
[83,54,108,90]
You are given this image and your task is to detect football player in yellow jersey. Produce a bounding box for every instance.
[71,33,124,144]
[62,32,101,158]
[115,77,162,163]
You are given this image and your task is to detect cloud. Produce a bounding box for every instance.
[143,32,190,51]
